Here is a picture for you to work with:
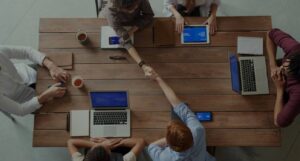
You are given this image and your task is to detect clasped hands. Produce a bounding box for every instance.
[142,65,159,80]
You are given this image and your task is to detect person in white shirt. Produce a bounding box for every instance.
[163,0,220,34]
[68,137,146,161]
[0,45,69,116]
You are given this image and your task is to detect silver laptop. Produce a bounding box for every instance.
[70,91,130,137]
[230,55,269,95]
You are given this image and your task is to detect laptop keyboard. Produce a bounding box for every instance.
[93,111,127,125]
[240,59,257,92]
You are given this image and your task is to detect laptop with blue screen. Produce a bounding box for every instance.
[229,54,269,95]
[181,25,210,44]
[70,91,130,137]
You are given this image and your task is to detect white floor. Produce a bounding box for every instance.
[1,0,300,161]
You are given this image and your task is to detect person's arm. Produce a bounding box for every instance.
[115,138,146,157]
[268,28,300,57]
[271,69,286,127]
[42,58,69,83]
[67,139,95,156]
[156,76,182,107]
[0,46,45,65]
[274,88,284,127]
[0,94,42,116]
[276,92,300,127]
[169,5,185,33]
[204,1,219,35]
[266,31,278,69]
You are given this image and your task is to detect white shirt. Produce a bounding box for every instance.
[0,46,46,116]
[163,0,220,17]
[72,151,136,161]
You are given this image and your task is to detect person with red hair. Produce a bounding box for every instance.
[144,67,215,161]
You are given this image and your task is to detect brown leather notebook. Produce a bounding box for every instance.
[153,19,175,47]
[47,52,73,70]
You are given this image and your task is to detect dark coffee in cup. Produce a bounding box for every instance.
[76,31,88,45]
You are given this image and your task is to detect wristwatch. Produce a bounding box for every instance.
[138,60,146,68]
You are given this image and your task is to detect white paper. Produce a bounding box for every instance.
[70,110,90,137]
[237,36,263,55]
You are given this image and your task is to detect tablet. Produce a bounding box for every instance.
[181,25,210,44]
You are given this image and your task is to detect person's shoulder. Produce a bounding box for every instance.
[71,152,84,161]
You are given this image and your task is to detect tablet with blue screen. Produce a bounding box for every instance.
[181,25,210,44]
[89,91,128,109]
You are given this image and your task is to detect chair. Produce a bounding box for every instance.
[1,111,16,122]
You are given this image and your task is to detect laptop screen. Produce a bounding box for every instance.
[183,25,208,43]
[90,91,128,108]
[229,54,241,93]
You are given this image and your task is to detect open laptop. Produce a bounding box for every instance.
[181,25,210,44]
[70,91,130,137]
[229,54,269,95]
[100,26,134,49]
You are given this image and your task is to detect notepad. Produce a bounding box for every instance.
[47,52,73,69]
[237,36,263,55]
[70,110,89,136]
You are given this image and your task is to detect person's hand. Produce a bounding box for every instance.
[203,15,217,35]
[271,68,286,90]
[90,137,108,144]
[175,15,185,33]
[92,138,123,149]
[142,65,159,80]
[38,83,67,104]
[49,66,69,83]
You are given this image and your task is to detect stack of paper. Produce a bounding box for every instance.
[237,36,263,55]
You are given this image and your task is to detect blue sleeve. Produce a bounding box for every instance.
[147,144,169,161]
[173,103,205,144]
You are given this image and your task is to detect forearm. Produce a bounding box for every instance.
[274,89,284,126]
[170,5,182,18]
[127,47,143,64]
[210,3,218,16]
[122,138,146,156]
[156,77,181,107]
[67,139,95,155]
[128,26,139,37]
[42,57,57,71]
[266,32,278,68]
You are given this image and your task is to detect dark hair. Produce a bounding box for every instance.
[84,146,110,161]
[287,53,300,80]
[112,0,139,9]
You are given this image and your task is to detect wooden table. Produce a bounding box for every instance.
[33,17,280,147]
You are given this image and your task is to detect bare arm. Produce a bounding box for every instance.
[114,138,146,157]
[126,47,144,64]
[155,76,181,107]
[169,5,185,33]
[274,89,284,127]
[67,139,95,156]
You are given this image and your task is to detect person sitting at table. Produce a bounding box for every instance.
[163,0,220,34]
[267,28,300,127]
[143,67,215,161]
[104,0,154,72]
[67,137,146,161]
[0,45,69,116]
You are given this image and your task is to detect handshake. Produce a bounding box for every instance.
[142,65,160,80]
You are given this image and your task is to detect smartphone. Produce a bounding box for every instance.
[195,112,213,122]
[109,36,120,45]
